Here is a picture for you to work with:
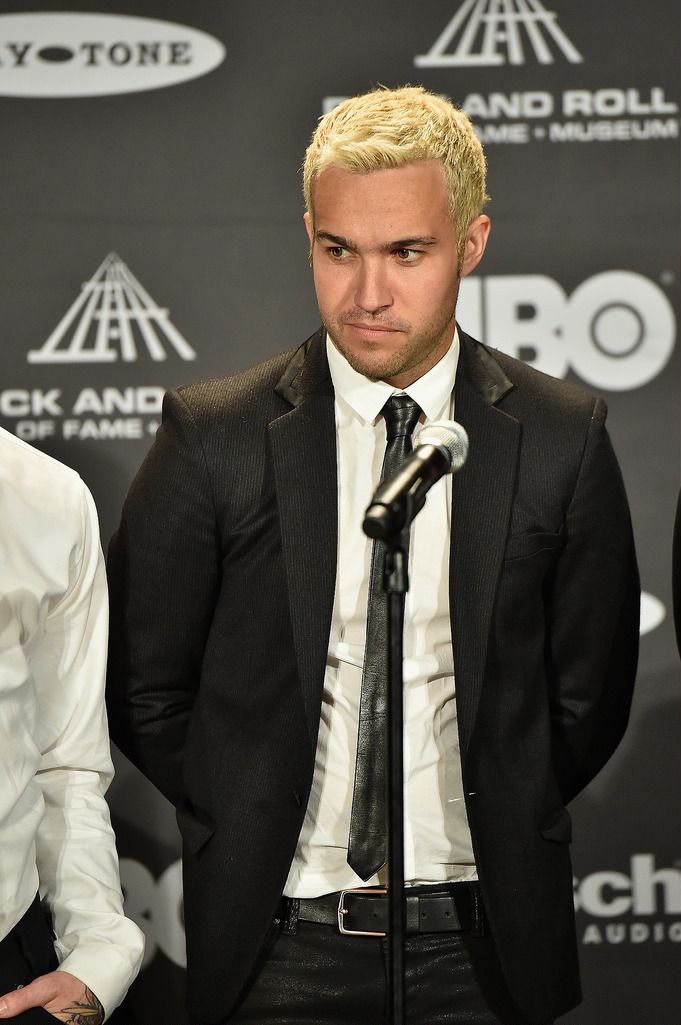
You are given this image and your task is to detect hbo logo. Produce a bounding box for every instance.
[458,271,676,391]
[120,858,186,969]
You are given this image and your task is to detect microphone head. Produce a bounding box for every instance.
[417,420,468,472]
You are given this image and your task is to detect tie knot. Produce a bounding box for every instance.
[381,394,422,442]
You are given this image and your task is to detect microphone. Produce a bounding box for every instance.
[363,420,469,542]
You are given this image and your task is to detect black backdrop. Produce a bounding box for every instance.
[0,3,678,1022]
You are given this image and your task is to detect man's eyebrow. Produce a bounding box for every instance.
[316,231,356,249]
[315,231,438,250]
[386,237,437,250]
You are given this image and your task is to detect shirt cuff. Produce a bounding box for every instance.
[56,924,145,1021]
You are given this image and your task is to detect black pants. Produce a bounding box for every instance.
[226,919,551,1025]
[0,897,58,1024]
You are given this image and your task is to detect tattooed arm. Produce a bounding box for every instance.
[0,971,103,1023]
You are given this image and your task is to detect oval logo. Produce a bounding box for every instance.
[0,13,225,97]
[640,592,665,636]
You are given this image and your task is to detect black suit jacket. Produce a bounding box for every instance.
[107,328,639,1025]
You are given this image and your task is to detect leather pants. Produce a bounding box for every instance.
[0,897,58,1024]
[226,917,552,1025]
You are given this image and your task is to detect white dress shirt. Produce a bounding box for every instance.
[0,427,143,1017]
[284,331,477,898]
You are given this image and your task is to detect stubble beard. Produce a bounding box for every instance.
[323,303,458,384]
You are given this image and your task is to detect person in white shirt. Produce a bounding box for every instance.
[106,85,639,1025]
[0,427,143,1023]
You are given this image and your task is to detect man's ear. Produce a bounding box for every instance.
[304,211,313,244]
[460,215,491,278]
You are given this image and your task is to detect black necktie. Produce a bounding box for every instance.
[347,394,423,881]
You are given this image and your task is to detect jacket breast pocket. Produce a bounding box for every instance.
[503,530,565,562]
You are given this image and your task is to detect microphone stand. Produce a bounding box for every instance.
[363,425,469,1023]
[382,535,410,1025]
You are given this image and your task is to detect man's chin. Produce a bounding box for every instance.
[339,351,401,382]
[327,333,402,382]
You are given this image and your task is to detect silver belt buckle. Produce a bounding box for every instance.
[337,887,388,937]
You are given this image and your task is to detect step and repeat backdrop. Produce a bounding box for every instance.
[0,3,678,1023]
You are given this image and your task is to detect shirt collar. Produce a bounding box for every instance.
[326,327,460,425]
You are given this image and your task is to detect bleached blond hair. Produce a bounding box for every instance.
[303,85,489,258]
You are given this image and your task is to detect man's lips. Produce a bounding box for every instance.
[345,322,402,335]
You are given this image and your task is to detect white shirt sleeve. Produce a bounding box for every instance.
[32,482,144,1018]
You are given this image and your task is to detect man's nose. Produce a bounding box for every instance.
[354,258,392,314]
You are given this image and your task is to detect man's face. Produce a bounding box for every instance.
[305,159,489,388]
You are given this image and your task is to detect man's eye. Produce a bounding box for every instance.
[395,248,419,261]
[327,246,348,259]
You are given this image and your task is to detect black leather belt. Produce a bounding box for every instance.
[281,882,484,938]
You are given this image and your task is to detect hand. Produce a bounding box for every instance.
[0,971,104,1023]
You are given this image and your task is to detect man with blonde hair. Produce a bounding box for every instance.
[107,85,639,1024]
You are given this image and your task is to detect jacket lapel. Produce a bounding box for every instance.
[451,332,520,760]
[268,327,521,759]
[269,330,338,748]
